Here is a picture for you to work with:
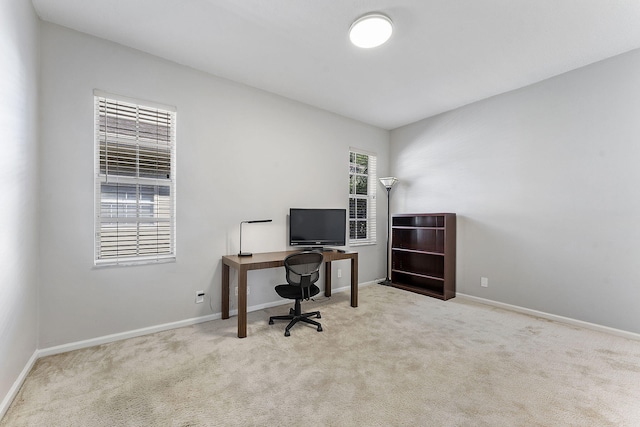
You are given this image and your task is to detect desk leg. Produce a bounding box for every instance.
[237,268,248,338]
[351,256,358,307]
[222,264,230,319]
[324,262,332,297]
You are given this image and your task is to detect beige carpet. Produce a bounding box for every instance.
[2,284,640,426]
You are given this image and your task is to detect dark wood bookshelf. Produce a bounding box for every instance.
[391,213,456,300]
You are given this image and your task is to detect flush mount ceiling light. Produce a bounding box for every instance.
[349,13,393,48]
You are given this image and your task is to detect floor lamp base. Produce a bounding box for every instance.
[378,278,393,286]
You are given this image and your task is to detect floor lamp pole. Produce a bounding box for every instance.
[381,186,392,285]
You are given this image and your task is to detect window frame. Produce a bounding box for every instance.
[348,148,377,246]
[93,90,177,266]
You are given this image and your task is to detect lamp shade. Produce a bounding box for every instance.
[379,176,399,189]
[242,219,272,224]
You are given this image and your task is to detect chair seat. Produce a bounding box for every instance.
[275,283,320,300]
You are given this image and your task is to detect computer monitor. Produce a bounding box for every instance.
[289,208,346,248]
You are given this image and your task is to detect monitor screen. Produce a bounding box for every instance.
[289,208,346,247]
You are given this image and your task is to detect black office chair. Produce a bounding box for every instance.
[269,251,324,336]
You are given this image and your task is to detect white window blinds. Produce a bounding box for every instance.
[94,92,176,265]
[349,149,377,245]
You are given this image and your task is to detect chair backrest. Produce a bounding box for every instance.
[284,251,324,300]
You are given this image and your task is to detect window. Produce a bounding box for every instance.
[94,91,176,265]
[349,149,377,245]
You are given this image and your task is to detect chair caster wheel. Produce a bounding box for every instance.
[269,319,274,325]
[289,308,295,315]
[284,331,290,337]
[317,313,321,319]
[317,326,323,332]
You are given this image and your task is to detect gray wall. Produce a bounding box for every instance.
[0,0,40,410]
[390,48,640,334]
[38,23,389,348]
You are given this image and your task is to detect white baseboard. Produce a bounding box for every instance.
[457,293,640,341]
[38,312,222,358]
[0,349,38,420]
[39,279,378,357]
[228,279,377,315]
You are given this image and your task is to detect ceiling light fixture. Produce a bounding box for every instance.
[349,13,393,48]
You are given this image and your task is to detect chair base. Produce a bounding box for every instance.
[269,300,322,337]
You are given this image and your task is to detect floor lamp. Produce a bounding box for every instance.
[378,177,398,285]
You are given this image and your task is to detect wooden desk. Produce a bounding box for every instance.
[222,250,358,338]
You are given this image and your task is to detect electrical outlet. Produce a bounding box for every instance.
[235,286,250,296]
[338,269,342,278]
[481,277,489,288]
[195,291,205,303]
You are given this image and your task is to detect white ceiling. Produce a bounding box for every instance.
[32,0,640,130]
